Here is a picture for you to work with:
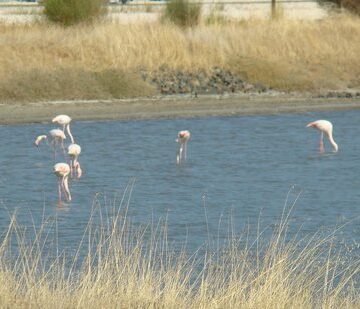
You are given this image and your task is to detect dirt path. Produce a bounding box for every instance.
[1,94,360,125]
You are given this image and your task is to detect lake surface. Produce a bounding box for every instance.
[0,109,359,258]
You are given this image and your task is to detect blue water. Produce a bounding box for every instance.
[0,109,359,257]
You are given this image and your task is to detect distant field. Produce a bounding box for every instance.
[0,9,359,102]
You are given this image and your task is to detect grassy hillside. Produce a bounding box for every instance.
[0,14,359,101]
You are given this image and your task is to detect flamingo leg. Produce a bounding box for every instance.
[319,132,325,153]
[61,140,66,157]
[178,145,184,165]
[184,142,187,161]
[176,151,180,165]
[70,159,74,178]
[176,144,181,165]
[58,178,62,206]
[50,139,56,161]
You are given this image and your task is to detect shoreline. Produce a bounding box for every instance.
[2,94,360,125]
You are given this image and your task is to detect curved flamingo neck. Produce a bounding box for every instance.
[63,176,71,201]
[76,162,82,178]
[328,132,338,152]
[66,124,75,144]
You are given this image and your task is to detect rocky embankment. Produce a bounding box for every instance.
[142,66,360,98]
[142,66,268,96]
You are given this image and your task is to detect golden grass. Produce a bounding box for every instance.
[0,13,360,101]
[0,196,359,309]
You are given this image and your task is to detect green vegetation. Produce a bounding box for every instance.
[44,0,106,26]
[320,0,360,14]
[342,0,360,15]
[162,0,202,27]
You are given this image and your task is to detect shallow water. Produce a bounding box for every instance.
[0,109,359,257]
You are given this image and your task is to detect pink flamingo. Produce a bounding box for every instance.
[53,163,71,204]
[307,120,338,153]
[35,129,66,158]
[52,115,75,144]
[176,130,191,164]
[68,144,82,179]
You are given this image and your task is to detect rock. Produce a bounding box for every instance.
[243,82,255,92]
[142,67,270,95]
[253,83,267,93]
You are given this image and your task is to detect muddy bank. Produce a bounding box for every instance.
[1,94,360,125]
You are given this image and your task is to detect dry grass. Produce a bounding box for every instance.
[0,193,359,309]
[0,13,360,101]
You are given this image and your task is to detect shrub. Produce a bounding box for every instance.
[342,0,360,15]
[162,0,201,28]
[44,0,106,26]
[319,0,360,14]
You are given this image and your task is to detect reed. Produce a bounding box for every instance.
[0,13,359,101]
[0,187,358,308]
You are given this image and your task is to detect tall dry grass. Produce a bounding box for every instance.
[0,188,359,308]
[0,13,360,101]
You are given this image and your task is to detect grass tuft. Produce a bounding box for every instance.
[0,196,358,308]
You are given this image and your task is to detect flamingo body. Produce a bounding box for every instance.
[176,130,191,164]
[68,144,82,178]
[52,115,71,126]
[54,163,71,203]
[307,119,338,153]
[52,114,75,144]
[49,129,66,140]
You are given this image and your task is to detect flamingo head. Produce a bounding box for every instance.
[34,135,47,147]
[306,122,316,128]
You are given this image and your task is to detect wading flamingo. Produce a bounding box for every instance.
[52,114,75,144]
[53,163,71,204]
[68,144,82,179]
[35,129,66,158]
[307,120,338,153]
[176,130,191,165]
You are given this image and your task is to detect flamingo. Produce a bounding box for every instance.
[35,129,66,158]
[52,114,75,144]
[176,130,191,165]
[53,163,71,204]
[307,120,338,153]
[68,144,82,179]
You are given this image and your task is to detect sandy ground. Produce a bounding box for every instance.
[1,94,360,125]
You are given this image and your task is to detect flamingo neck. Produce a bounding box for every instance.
[63,176,72,201]
[76,162,82,178]
[328,132,338,152]
[66,124,75,144]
